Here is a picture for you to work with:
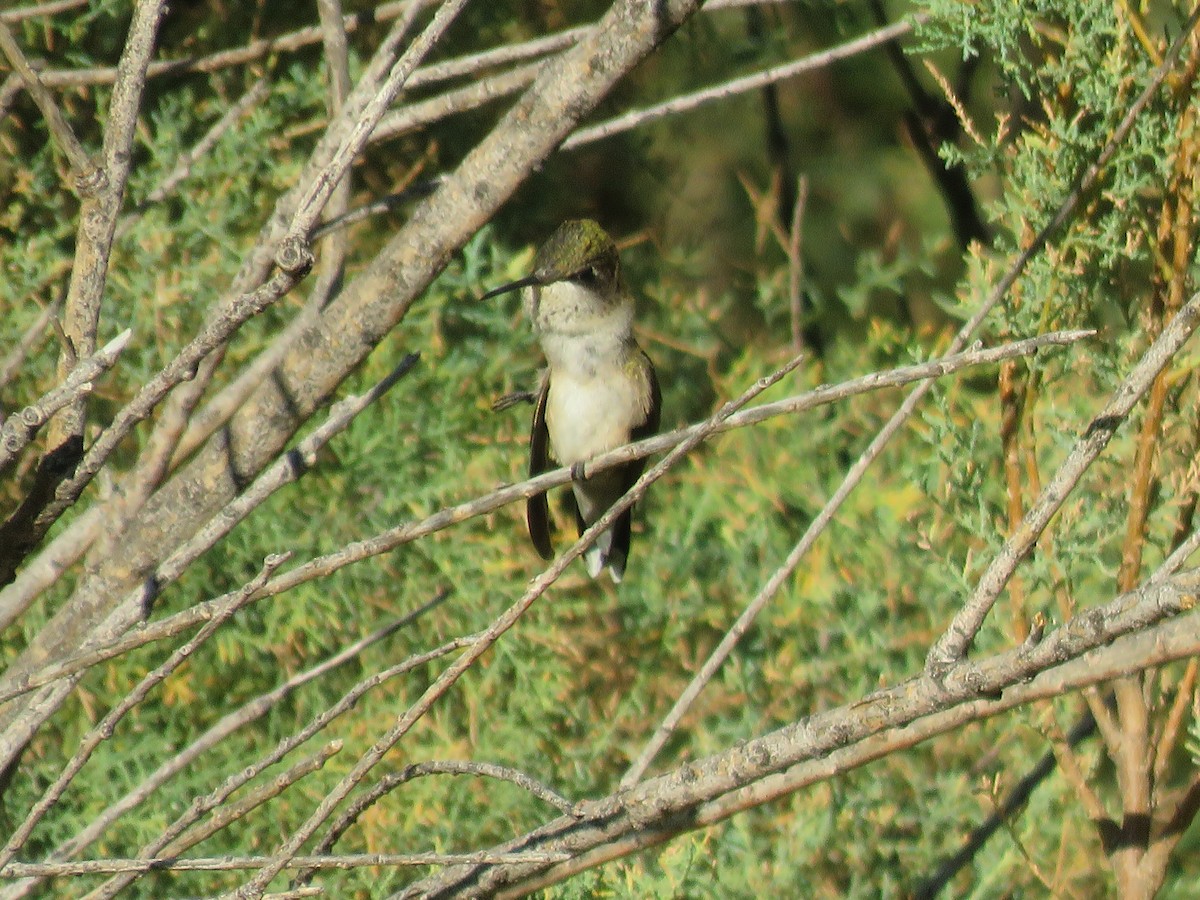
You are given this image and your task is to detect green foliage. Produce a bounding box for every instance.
[4,0,1200,896]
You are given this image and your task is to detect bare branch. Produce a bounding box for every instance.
[309,178,441,243]
[348,759,579,826]
[1152,659,1198,789]
[0,852,572,879]
[2,3,1197,896]
[315,0,353,293]
[297,760,578,886]
[47,0,165,449]
[161,743,344,857]
[787,174,808,353]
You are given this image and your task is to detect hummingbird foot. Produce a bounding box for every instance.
[491,390,537,412]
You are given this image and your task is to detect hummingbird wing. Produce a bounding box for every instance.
[526,372,554,560]
[634,350,663,439]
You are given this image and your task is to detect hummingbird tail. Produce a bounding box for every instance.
[584,539,626,583]
[572,480,634,583]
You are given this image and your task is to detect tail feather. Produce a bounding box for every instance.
[583,526,627,583]
[572,485,631,583]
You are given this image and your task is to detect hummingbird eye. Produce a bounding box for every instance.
[574,265,600,286]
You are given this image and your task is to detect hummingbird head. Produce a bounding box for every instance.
[479,219,622,306]
[530,219,620,294]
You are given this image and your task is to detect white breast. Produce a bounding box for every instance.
[546,363,643,465]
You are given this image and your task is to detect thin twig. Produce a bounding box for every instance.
[162,743,343,857]
[1083,686,1125,755]
[0,329,131,472]
[561,17,920,151]
[296,760,577,886]
[787,174,808,353]
[250,9,911,240]
[1152,658,1198,793]
[0,296,62,391]
[309,178,442,243]
[6,0,438,568]
[1045,710,1109,823]
[0,21,94,176]
[0,507,101,634]
[326,760,577,842]
[0,1,162,596]
[117,0,459,510]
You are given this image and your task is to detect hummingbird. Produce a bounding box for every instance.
[481,219,661,582]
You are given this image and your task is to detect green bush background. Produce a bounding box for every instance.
[3,0,1199,896]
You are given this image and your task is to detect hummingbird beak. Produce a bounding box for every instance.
[479,274,540,302]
